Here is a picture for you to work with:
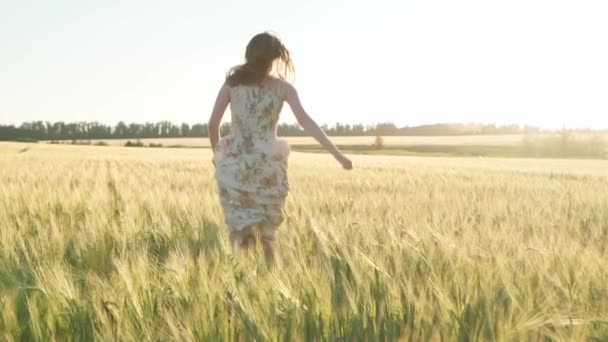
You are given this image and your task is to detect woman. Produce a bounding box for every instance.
[208,32,352,265]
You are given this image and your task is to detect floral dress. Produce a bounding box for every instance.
[213,84,290,232]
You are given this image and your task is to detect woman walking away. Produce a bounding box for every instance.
[208,32,352,266]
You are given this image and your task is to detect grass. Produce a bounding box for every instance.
[292,143,607,159]
[1,142,608,340]
[47,133,607,159]
[291,144,522,157]
[47,135,529,148]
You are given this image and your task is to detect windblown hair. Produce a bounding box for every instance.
[226,32,294,87]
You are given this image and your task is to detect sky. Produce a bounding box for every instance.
[1,0,607,129]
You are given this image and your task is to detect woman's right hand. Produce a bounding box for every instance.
[336,154,353,170]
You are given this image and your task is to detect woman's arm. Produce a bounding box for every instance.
[284,83,352,169]
[208,83,231,152]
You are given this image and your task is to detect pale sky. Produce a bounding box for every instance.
[1,0,607,129]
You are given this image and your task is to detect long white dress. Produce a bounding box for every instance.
[213,84,290,232]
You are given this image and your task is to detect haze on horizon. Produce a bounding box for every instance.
[1,0,607,130]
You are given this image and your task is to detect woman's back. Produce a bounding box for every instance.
[229,78,284,140]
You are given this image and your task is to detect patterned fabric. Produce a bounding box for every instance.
[213,84,290,232]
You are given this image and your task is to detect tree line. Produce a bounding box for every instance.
[0,120,604,141]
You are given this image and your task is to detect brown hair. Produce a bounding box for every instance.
[226,32,294,87]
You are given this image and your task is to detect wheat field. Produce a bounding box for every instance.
[57,135,528,148]
[1,142,607,341]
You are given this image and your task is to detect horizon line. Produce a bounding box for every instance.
[1,120,608,131]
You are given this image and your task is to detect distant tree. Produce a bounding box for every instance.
[352,124,365,135]
[375,122,399,135]
[128,123,143,138]
[114,121,128,138]
[372,134,385,149]
[158,121,172,137]
[125,140,144,147]
[181,123,190,137]
[3,120,603,142]
[278,123,305,136]
[190,124,208,137]
[168,124,180,137]
[523,125,540,134]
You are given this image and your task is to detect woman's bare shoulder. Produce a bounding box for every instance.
[264,77,294,100]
